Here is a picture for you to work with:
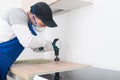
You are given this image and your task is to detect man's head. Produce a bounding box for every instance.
[30,2,57,28]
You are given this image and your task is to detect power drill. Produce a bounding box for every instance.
[52,38,60,62]
[39,38,60,62]
[52,39,61,80]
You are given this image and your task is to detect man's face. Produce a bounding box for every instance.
[33,15,46,28]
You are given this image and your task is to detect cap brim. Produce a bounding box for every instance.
[43,19,57,27]
[38,16,57,27]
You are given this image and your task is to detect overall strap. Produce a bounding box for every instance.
[28,22,37,36]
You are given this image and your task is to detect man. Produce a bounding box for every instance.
[0,2,57,80]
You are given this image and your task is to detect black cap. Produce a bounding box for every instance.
[31,2,57,27]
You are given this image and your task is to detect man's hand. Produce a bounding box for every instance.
[32,41,53,52]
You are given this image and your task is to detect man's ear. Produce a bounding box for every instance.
[32,14,37,25]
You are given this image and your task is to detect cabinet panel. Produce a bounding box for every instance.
[22,0,58,11]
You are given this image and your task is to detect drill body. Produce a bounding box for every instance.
[52,39,60,62]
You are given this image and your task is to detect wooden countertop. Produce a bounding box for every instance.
[10,60,89,80]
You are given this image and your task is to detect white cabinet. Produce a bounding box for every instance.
[22,0,93,15]
[21,0,59,11]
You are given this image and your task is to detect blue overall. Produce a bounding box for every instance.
[0,22,37,80]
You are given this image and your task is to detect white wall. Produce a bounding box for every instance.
[0,0,21,17]
[45,0,120,71]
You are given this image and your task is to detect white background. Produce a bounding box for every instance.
[47,0,120,71]
[0,0,120,72]
[0,0,21,17]
[1,0,120,80]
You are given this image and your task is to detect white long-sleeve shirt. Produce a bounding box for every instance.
[0,8,53,51]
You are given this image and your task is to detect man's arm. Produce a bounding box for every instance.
[11,24,47,48]
[8,8,47,48]
[31,40,54,52]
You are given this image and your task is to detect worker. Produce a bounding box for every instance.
[0,2,57,80]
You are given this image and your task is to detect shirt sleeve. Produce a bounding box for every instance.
[9,8,47,48]
[31,40,54,52]
[8,8,28,25]
[11,24,47,48]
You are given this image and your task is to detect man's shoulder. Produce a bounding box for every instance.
[9,8,26,15]
[6,8,28,25]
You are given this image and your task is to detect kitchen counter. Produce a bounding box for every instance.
[9,59,89,80]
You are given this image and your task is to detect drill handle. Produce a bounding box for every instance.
[52,38,59,51]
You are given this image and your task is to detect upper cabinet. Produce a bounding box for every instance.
[22,0,93,15]
[22,0,59,11]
